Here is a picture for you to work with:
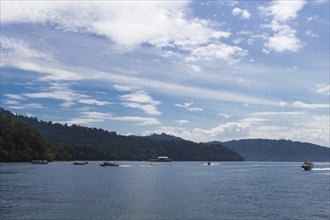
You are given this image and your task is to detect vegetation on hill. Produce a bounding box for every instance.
[0,115,71,162]
[0,108,244,161]
[216,139,330,162]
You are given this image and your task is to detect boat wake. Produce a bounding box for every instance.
[312,168,330,171]
[203,163,221,166]
[119,165,132,168]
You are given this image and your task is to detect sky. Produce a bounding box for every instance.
[0,0,329,147]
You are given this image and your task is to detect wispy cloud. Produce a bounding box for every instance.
[120,90,161,115]
[63,111,160,126]
[313,84,330,95]
[176,120,190,125]
[250,111,306,116]
[218,113,232,119]
[0,36,53,67]
[175,102,203,112]
[20,82,111,108]
[292,101,329,109]
[144,122,251,142]
[6,102,44,110]
[4,94,26,100]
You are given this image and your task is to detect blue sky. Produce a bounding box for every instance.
[1,0,329,146]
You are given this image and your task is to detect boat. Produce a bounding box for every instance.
[301,161,314,171]
[100,161,119,167]
[31,160,48,164]
[73,161,87,165]
[149,156,172,162]
[207,161,211,166]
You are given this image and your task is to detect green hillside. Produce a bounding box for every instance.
[0,108,244,161]
[0,115,71,162]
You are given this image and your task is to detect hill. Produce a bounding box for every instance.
[214,139,330,162]
[0,108,244,161]
[0,115,71,162]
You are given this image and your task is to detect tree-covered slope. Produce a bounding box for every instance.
[218,139,330,162]
[0,108,244,161]
[0,115,71,162]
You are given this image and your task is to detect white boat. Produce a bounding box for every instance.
[31,160,48,164]
[73,161,87,165]
[149,156,172,162]
[301,161,314,171]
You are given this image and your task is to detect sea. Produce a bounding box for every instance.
[1,161,329,220]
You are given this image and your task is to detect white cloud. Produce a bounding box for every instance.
[259,0,305,22]
[7,103,44,110]
[5,94,25,100]
[250,114,329,147]
[145,122,251,142]
[21,82,111,108]
[278,101,288,107]
[292,101,329,109]
[176,120,190,125]
[186,43,247,65]
[239,117,268,124]
[232,8,251,19]
[306,30,319,38]
[175,102,203,112]
[145,111,329,146]
[109,116,160,126]
[259,0,306,53]
[188,64,202,73]
[78,99,111,106]
[218,113,231,118]
[120,90,161,115]
[63,111,160,126]
[0,37,53,67]
[313,84,329,95]
[251,111,306,116]
[113,84,138,92]
[1,1,246,65]
[262,26,302,53]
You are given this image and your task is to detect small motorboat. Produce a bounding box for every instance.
[31,160,48,164]
[149,156,172,162]
[207,161,211,166]
[301,161,314,171]
[73,161,87,165]
[100,161,119,167]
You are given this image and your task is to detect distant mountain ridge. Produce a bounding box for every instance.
[212,139,330,162]
[0,108,243,161]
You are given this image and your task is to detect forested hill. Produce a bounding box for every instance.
[213,139,330,162]
[0,108,244,161]
[0,115,71,162]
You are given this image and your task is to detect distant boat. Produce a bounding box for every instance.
[207,161,211,166]
[301,161,314,171]
[149,156,172,162]
[100,161,119,167]
[73,161,87,165]
[31,160,48,164]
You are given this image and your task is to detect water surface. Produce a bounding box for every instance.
[1,161,329,219]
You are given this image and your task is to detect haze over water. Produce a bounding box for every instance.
[1,161,329,219]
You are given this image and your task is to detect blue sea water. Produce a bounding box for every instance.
[0,161,329,220]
